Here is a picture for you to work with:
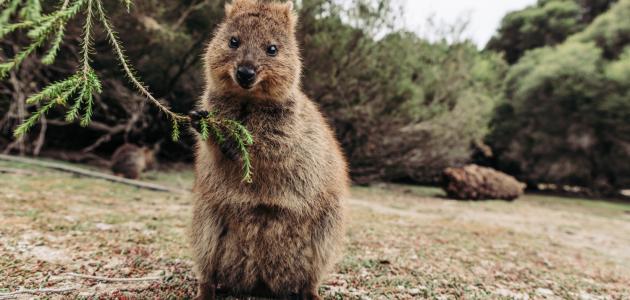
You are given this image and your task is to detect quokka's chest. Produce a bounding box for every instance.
[219,204,310,239]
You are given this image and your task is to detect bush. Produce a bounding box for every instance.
[488,0,630,194]
[487,0,617,64]
[0,0,509,184]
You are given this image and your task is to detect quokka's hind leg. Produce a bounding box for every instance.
[300,289,323,300]
[194,281,217,300]
[294,285,322,300]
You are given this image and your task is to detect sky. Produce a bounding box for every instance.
[402,0,537,47]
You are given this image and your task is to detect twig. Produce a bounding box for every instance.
[0,154,189,194]
[33,113,47,155]
[94,0,188,123]
[6,68,25,155]
[172,0,208,30]
[0,286,77,300]
[0,167,34,175]
[65,273,162,282]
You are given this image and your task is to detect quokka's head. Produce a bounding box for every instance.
[205,0,300,101]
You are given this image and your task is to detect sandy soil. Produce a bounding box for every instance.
[1,160,629,299]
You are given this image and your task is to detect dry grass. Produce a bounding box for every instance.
[1,159,629,299]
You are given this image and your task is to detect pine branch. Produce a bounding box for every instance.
[14,81,80,137]
[65,272,162,282]
[0,286,77,299]
[199,115,254,182]
[2,0,256,182]
[0,0,87,78]
[94,0,187,124]
[42,0,71,64]
[0,0,20,26]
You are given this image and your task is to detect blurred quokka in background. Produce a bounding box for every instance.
[111,143,158,179]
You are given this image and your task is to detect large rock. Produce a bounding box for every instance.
[442,165,526,201]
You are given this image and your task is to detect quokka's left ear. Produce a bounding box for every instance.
[285,1,293,12]
[281,1,297,30]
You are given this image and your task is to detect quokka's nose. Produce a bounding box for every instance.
[236,65,256,87]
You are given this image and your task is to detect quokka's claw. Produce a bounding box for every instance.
[219,136,240,161]
[189,110,210,134]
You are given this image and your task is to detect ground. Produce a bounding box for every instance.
[1,159,629,300]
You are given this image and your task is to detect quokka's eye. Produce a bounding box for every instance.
[229,37,240,49]
[267,45,278,56]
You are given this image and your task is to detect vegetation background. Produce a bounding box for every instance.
[0,0,628,196]
[1,1,630,299]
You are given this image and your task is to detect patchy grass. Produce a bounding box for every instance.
[1,159,629,299]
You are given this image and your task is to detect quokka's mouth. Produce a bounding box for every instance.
[237,82,255,90]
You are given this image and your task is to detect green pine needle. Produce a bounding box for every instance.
[171,119,180,142]
[14,80,81,137]
[26,76,80,105]
[0,0,20,25]
[120,0,131,12]
[0,21,35,39]
[65,89,84,122]
[41,26,65,65]
[198,115,254,183]
[80,91,93,127]
[200,118,210,141]
[19,0,41,21]
[13,99,58,137]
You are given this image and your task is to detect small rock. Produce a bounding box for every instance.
[30,246,70,263]
[578,291,600,300]
[79,292,92,297]
[64,215,77,222]
[536,288,554,297]
[495,288,513,297]
[408,288,421,295]
[95,223,114,231]
[495,289,530,300]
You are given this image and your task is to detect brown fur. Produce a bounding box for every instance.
[191,1,349,299]
[111,144,156,179]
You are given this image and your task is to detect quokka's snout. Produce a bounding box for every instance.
[236,64,257,88]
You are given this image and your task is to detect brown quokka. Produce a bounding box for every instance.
[189,0,349,299]
[111,143,156,179]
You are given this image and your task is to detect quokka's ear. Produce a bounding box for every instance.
[225,2,234,17]
[285,1,294,12]
[281,1,297,29]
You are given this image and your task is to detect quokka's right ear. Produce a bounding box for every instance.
[225,2,234,17]
[274,1,297,30]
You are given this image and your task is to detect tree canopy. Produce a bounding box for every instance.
[1,0,627,194]
[487,0,617,64]
[488,0,630,194]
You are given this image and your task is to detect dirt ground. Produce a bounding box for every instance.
[1,159,629,299]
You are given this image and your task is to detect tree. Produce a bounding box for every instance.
[488,0,630,194]
[569,0,630,58]
[2,0,508,184]
[300,13,507,182]
[487,0,617,64]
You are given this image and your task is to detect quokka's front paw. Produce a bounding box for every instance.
[189,110,240,161]
[189,110,210,134]
[218,136,240,161]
